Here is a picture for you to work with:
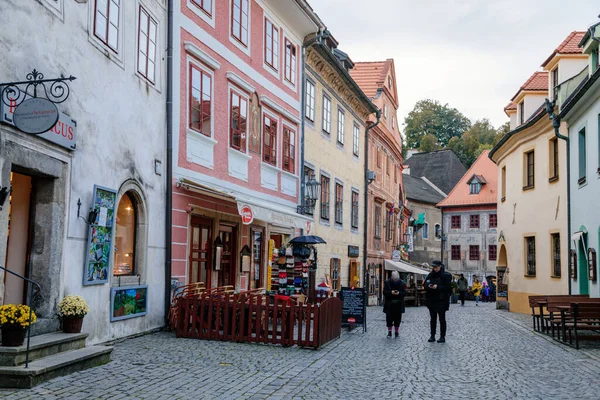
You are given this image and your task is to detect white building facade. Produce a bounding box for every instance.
[0,0,167,344]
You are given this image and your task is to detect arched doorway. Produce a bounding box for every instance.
[577,227,589,295]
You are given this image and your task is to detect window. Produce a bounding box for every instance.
[302,167,314,216]
[284,39,296,85]
[469,215,480,229]
[386,156,391,176]
[470,182,481,194]
[383,104,388,119]
[138,6,157,83]
[489,214,497,228]
[469,245,480,260]
[451,245,461,260]
[451,215,461,229]
[230,91,247,151]
[190,65,212,136]
[353,124,359,156]
[434,224,441,239]
[388,76,392,88]
[351,191,359,229]
[549,137,559,181]
[519,101,525,125]
[578,127,586,184]
[525,236,536,276]
[552,233,561,277]
[385,210,393,241]
[501,166,506,201]
[251,229,263,289]
[231,0,249,46]
[263,115,277,165]
[192,0,212,16]
[94,0,120,52]
[376,148,382,168]
[335,183,343,225]
[394,166,398,183]
[488,245,497,261]
[337,108,345,144]
[305,80,315,121]
[422,222,429,239]
[114,192,136,276]
[330,259,340,291]
[552,67,559,100]
[524,150,535,189]
[282,127,295,173]
[264,19,278,71]
[320,175,330,220]
[322,95,331,134]
[374,204,381,238]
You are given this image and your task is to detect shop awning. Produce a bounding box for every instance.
[384,260,429,275]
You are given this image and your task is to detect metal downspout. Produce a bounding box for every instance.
[362,109,381,333]
[165,0,174,322]
[545,99,571,295]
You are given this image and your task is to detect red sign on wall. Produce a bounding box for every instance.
[240,205,254,225]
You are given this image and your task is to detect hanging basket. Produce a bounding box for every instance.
[62,317,84,333]
[1,325,27,347]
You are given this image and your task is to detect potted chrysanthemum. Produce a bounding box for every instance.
[0,304,37,346]
[57,295,89,333]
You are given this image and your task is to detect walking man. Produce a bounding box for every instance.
[457,274,468,306]
[424,260,452,343]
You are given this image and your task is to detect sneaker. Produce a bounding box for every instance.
[437,337,446,343]
[427,336,436,343]
[395,332,399,338]
[387,331,392,338]
[476,303,479,306]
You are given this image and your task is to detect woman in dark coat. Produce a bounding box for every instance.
[383,271,407,338]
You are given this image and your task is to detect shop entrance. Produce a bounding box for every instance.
[218,224,237,287]
[189,216,213,288]
[3,172,34,305]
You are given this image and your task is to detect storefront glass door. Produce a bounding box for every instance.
[189,217,212,287]
[218,224,237,287]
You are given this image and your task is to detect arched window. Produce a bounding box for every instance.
[114,192,137,276]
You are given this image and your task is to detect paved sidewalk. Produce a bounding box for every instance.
[2,302,600,399]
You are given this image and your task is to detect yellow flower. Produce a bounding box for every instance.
[57,295,89,318]
[0,304,37,328]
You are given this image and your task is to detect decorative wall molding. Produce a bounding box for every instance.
[184,42,221,70]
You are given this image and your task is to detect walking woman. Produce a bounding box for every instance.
[383,271,406,338]
[472,279,483,306]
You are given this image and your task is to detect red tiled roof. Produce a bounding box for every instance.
[541,31,586,67]
[510,72,548,101]
[504,102,516,115]
[349,60,391,98]
[437,150,498,207]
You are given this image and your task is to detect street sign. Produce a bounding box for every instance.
[392,249,401,261]
[339,287,366,327]
[239,204,254,225]
[13,98,59,134]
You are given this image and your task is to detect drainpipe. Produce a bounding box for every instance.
[165,0,174,323]
[362,109,382,333]
[545,98,571,295]
[299,30,329,213]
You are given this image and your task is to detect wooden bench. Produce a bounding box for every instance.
[544,297,597,339]
[562,303,600,349]
[528,294,588,333]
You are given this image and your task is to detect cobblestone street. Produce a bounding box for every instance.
[2,302,600,399]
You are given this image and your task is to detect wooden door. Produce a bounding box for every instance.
[189,217,212,287]
[349,260,359,287]
[218,224,237,287]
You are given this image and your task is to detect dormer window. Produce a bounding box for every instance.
[518,101,525,125]
[552,67,559,100]
[467,174,486,195]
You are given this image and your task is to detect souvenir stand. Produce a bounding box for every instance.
[269,246,311,297]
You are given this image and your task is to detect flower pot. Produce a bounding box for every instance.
[62,317,84,333]
[1,325,27,346]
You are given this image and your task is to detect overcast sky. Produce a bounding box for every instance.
[312,0,599,131]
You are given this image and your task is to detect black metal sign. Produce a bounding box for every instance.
[348,245,359,258]
[339,287,366,328]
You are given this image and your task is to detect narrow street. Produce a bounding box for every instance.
[2,303,599,400]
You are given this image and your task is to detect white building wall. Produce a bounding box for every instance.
[0,0,167,344]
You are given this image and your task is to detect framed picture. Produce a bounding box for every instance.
[588,248,597,282]
[83,185,117,285]
[110,285,148,322]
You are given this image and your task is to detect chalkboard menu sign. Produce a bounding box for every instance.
[339,287,366,326]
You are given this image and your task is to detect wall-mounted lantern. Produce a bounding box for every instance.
[240,245,252,272]
[77,198,99,225]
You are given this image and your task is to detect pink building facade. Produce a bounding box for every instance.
[170,0,322,290]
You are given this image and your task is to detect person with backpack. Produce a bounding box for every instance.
[424,260,452,343]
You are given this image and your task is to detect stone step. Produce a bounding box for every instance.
[0,345,113,389]
[0,332,88,366]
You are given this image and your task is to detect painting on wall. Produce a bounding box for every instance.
[83,185,117,285]
[110,285,148,322]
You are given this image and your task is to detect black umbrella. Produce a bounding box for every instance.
[289,235,327,245]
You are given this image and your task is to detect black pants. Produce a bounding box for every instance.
[429,308,447,337]
[386,311,402,327]
[459,291,466,305]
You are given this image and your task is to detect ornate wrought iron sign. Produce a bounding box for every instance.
[1,69,75,135]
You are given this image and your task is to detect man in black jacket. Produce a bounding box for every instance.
[424,260,452,343]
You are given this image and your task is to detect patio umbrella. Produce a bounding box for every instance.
[289,235,327,245]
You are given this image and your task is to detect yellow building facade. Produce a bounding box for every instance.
[302,40,377,292]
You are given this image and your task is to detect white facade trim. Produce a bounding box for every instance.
[185,42,221,70]
[227,72,256,94]
[260,95,300,124]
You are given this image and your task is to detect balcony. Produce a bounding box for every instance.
[557,67,589,110]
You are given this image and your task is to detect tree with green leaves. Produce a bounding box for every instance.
[404,99,472,148]
[446,119,508,167]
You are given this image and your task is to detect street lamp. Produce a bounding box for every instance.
[297,173,321,214]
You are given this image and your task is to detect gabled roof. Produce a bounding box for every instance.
[349,60,392,99]
[541,31,586,67]
[403,175,445,205]
[504,102,516,116]
[511,72,548,101]
[437,150,498,208]
[403,149,466,194]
